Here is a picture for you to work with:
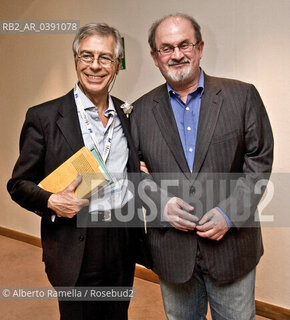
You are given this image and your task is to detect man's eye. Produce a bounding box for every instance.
[100,56,112,62]
[82,54,93,60]
[180,43,190,49]
[162,47,171,53]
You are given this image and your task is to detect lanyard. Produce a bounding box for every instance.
[74,84,116,163]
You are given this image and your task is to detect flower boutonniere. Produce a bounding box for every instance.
[120,101,133,118]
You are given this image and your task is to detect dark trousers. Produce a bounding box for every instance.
[58,227,135,320]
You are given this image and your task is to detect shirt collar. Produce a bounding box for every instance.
[75,83,115,116]
[167,68,205,97]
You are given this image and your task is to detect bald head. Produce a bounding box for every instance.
[148,13,202,52]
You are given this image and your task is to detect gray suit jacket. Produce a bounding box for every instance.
[131,73,273,284]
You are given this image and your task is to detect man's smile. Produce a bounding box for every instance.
[168,59,190,67]
[84,72,106,81]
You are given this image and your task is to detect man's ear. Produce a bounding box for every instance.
[197,41,205,60]
[115,59,121,75]
[150,50,159,68]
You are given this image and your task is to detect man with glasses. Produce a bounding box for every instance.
[131,14,273,319]
[7,23,142,320]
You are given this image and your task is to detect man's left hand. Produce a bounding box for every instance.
[140,161,149,173]
[196,208,229,241]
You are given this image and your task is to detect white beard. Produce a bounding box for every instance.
[166,64,193,83]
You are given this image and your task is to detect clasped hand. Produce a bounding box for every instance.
[196,208,229,241]
[47,174,89,218]
[164,198,229,240]
[163,197,198,232]
[140,161,229,240]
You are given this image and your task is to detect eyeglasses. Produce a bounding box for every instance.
[156,42,200,56]
[78,53,117,67]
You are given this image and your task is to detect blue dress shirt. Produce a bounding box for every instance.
[167,70,204,172]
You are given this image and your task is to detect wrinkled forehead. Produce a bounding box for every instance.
[155,17,196,46]
[78,34,116,55]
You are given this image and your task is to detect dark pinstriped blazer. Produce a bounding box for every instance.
[131,73,273,284]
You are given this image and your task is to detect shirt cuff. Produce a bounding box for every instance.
[216,207,233,228]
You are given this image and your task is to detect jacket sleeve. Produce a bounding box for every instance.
[217,84,274,228]
[7,107,54,220]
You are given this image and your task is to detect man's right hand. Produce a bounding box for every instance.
[47,174,89,218]
[163,197,198,232]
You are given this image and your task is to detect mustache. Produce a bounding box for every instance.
[168,59,190,66]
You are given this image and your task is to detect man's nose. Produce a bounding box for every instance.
[171,47,185,60]
[90,57,102,69]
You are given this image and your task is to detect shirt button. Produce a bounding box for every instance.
[187,126,191,131]
[186,107,190,111]
[79,235,85,241]
[189,148,193,152]
[190,185,196,194]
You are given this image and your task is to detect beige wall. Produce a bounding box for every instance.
[1,0,289,309]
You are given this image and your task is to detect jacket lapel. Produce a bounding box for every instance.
[113,97,131,141]
[152,85,191,179]
[113,97,140,171]
[56,90,84,153]
[193,75,223,175]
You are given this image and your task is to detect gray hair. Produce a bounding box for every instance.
[72,23,123,62]
[148,13,202,51]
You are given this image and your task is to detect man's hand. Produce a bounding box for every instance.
[47,174,89,218]
[140,161,149,173]
[196,208,229,241]
[163,197,198,232]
